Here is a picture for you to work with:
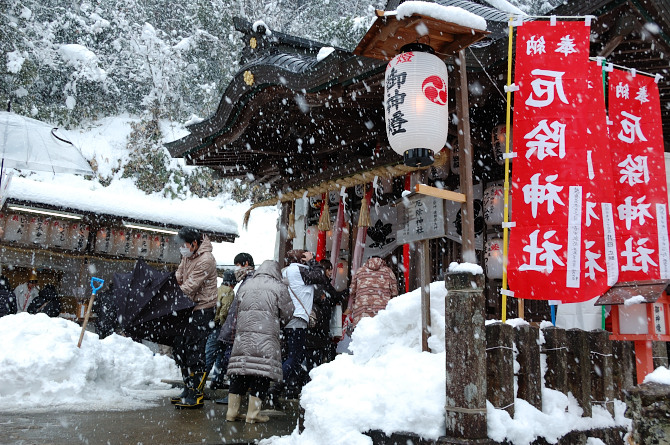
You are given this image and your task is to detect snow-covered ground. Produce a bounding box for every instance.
[2,279,668,443]
[0,312,179,412]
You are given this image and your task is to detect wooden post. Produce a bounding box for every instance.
[566,329,592,417]
[515,325,542,410]
[612,340,636,397]
[418,238,431,352]
[486,322,514,417]
[455,49,476,264]
[408,170,425,291]
[542,326,568,393]
[589,330,614,415]
[445,271,486,439]
[277,201,291,269]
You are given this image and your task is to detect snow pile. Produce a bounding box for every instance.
[0,313,179,412]
[262,281,630,445]
[624,295,646,306]
[644,366,670,385]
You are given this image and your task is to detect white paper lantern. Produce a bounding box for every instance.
[385,50,448,167]
[334,259,349,292]
[69,223,89,251]
[49,220,69,248]
[485,238,504,279]
[3,213,28,242]
[27,216,49,245]
[483,184,505,226]
[95,227,114,253]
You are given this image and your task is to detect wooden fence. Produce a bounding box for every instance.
[484,323,668,418]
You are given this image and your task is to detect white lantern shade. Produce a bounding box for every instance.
[95,227,114,253]
[49,220,69,248]
[111,229,132,256]
[27,216,49,245]
[334,259,349,292]
[485,238,504,279]
[68,223,89,251]
[3,213,28,242]
[385,51,448,167]
[484,184,505,226]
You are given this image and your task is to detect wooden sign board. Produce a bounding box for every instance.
[396,193,446,244]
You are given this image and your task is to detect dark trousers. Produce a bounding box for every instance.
[205,335,232,383]
[281,327,306,389]
[229,375,271,399]
[173,308,215,375]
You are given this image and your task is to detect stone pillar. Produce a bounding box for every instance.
[515,325,542,410]
[624,383,670,444]
[486,322,514,416]
[542,326,568,394]
[589,330,614,415]
[566,329,592,417]
[445,271,486,439]
[612,340,636,397]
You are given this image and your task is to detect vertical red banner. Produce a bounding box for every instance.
[608,69,670,281]
[508,21,615,302]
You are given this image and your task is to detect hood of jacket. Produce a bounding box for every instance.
[365,256,385,271]
[191,236,213,258]
[254,260,282,282]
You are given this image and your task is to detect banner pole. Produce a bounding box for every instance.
[501,19,514,323]
[601,63,608,331]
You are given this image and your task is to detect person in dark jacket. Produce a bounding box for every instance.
[303,259,348,381]
[27,283,61,317]
[171,227,218,410]
[205,268,236,391]
[0,275,16,317]
[225,260,294,424]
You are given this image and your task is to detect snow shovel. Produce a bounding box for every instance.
[77,277,105,348]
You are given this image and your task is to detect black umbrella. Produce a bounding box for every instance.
[112,259,194,345]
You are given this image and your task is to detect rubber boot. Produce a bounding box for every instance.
[245,395,270,424]
[170,369,189,404]
[226,394,243,421]
[174,373,207,409]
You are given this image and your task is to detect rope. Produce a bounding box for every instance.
[486,346,514,351]
[444,406,487,414]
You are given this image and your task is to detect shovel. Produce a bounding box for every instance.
[77,277,105,348]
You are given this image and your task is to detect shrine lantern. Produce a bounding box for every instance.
[483,184,505,226]
[385,45,448,167]
[595,280,670,384]
[485,238,504,279]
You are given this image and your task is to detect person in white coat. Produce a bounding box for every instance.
[14,270,39,313]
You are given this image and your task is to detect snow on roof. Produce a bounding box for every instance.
[6,174,238,236]
[396,1,488,31]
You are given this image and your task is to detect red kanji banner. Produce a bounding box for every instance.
[508,21,616,302]
[608,69,670,281]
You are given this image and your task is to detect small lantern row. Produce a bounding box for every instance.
[0,213,181,263]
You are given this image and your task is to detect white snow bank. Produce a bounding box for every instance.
[644,366,670,385]
[261,281,629,445]
[8,174,238,236]
[0,313,179,412]
[396,1,487,31]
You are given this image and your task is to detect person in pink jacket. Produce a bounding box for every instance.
[171,227,218,409]
[346,256,398,329]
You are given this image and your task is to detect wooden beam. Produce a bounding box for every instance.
[598,35,624,57]
[455,49,477,264]
[415,184,466,202]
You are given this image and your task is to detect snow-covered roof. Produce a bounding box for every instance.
[6,174,238,237]
[395,1,488,31]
